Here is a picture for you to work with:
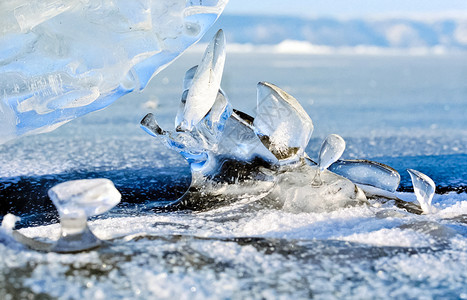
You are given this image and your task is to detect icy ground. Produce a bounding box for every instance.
[1,191,467,299]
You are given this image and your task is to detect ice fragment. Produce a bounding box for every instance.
[407,169,437,214]
[177,29,226,131]
[1,213,20,232]
[313,134,345,186]
[254,82,313,162]
[329,159,400,192]
[48,179,121,218]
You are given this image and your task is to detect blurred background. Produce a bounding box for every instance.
[225,0,467,17]
[204,0,467,52]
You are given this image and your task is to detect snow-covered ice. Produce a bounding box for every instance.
[0,190,464,299]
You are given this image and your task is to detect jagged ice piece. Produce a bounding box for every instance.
[175,66,199,128]
[141,113,165,137]
[47,178,121,252]
[254,82,313,161]
[407,169,436,214]
[0,0,227,144]
[178,29,226,131]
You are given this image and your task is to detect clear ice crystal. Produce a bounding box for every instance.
[254,82,313,161]
[407,169,436,214]
[318,134,346,172]
[329,159,401,192]
[312,134,345,186]
[142,30,235,168]
[175,66,199,128]
[214,111,277,164]
[0,0,227,144]
[177,29,226,131]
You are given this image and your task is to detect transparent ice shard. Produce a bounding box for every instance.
[48,178,121,252]
[254,82,313,162]
[175,65,199,128]
[407,169,437,214]
[142,112,210,166]
[312,134,345,186]
[0,0,227,144]
[177,29,226,131]
[141,96,233,167]
[318,134,346,171]
[142,31,235,170]
[329,159,401,192]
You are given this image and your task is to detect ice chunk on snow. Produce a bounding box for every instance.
[254,82,313,161]
[48,178,121,218]
[329,159,400,192]
[0,0,227,144]
[407,169,437,214]
[177,29,226,131]
[4,179,121,253]
[48,179,121,252]
[1,213,19,232]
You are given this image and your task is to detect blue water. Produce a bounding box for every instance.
[1,52,466,298]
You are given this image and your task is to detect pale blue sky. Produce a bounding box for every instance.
[224,0,467,17]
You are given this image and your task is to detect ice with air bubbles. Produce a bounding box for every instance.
[0,0,227,144]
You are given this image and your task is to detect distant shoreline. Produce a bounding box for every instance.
[189,41,467,56]
[201,14,467,54]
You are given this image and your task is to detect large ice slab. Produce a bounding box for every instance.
[0,0,227,144]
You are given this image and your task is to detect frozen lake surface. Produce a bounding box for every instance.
[1,52,467,298]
